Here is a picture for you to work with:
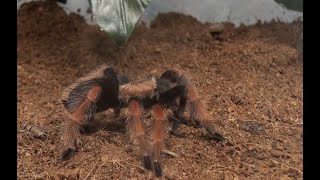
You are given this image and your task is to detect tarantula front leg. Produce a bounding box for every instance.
[186,85,224,142]
[126,99,152,170]
[158,69,224,141]
[158,85,189,132]
[113,97,128,118]
[150,103,166,177]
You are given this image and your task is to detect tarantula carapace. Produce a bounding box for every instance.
[59,64,224,177]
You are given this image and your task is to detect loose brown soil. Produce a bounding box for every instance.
[17,1,303,179]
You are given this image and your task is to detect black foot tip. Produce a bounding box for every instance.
[179,118,189,125]
[212,132,225,142]
[60,148,76,161]
[171,121,180,132]
[153,162,163,177]
[143,155,152,170]
[171,117,189,132]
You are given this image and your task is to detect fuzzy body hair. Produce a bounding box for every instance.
[126,100,150,156]
[119,77,157,98]
[62,81,101,123]
[149,104,166,162]
[60,63,109,121]
[167,69,210,122]
[171,68,193,86]
[61,119,81,149]
[185,83,210,124]
[61,64,109,100]
[60,63,121,123]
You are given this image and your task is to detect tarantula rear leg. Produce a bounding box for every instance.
[60,119,82,161]
[150,104,166,177]
[126,99,152,170]
[60,86,101,161]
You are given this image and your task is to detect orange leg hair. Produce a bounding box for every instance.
[185,85,224,141]
[61,85,101,160]
[126,99,152,170]
[150,103,166,177]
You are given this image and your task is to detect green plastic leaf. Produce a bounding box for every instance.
[274,0,303,12]
[90,0,151,46]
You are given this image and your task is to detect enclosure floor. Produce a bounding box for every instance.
[18,1,303,179]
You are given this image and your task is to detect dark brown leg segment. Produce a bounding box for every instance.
[127,99,152,170]
[113,97,129,118]
[158,85,189,131]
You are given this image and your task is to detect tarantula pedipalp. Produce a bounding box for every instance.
[59,64,224,177]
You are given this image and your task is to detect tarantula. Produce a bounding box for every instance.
[59,64,224,177]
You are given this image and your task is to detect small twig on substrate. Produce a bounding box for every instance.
[212,165,239,174]
[109,159,125,169]
[84,160,99,180]
[162,149,179,157]
[92,122,109,136]
[272,160,303,175]
[120,160,146,171]
[284,136,299,151]
[77,155,92,169]
[195,149,214,161]
[294,117,303,126]
[259,95,281,123]
[92,162,107,179]
[242,162,256,168]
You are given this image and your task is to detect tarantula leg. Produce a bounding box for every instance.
[127,99,152,170]
[150,104,166,177]
[159,69,225,141]
[60,86,101,161]
[158,85,189,131]
[186,86,225,142]
[204,123,225,142]
[171,108,189,132]
[113,97,129,118]
[60,120,81,161]
[113,107,121,118]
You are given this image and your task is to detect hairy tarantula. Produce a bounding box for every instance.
[60,64,224,177]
